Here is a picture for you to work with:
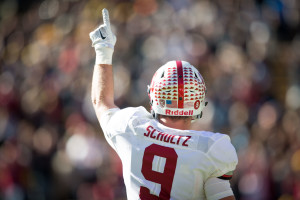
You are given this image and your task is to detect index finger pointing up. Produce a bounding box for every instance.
[102,8,111,28]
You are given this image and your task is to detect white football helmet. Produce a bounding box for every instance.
[148,60,207,119]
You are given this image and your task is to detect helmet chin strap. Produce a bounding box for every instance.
[192,112,202,120]
[191,101,208,120]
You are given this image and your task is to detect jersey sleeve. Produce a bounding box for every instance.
[207,135,238,178]
[204,177,234,200]
[99,106,151,148]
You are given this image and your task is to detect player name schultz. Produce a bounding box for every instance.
[144,125,191,147]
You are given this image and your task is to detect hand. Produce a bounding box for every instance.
[89,8,116,64]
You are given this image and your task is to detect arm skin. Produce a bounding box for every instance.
[91,64,118,121]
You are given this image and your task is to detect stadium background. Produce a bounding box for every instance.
[0,0,300,199]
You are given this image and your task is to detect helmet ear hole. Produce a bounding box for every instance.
[194,72,198,79]
[151,110,158,119]
[149,99,153,106]
[161,71,165,78]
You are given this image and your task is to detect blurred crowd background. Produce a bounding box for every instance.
[0,0,300,199]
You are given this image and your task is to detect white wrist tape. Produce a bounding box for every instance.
[95,47,114,65]
[204,177,234,200]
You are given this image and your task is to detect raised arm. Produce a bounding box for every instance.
[89,9,118,121]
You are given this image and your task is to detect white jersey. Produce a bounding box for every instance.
[100,106,238,200]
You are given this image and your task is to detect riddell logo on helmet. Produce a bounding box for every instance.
[165,109,193,115]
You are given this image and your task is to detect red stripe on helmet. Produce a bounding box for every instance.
[176,60,184,108]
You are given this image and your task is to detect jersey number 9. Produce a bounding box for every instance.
[139,144,178,200]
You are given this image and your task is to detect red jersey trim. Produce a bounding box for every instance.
[218,173,233,180]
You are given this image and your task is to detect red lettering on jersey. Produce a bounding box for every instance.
[144,127,192,147]
[150,129,156,139]
[157,131,165,141]
[170,135,176,144]
[176,135,183,145]
[182,136,191,147]
[144,126,153,137]
[163,134,171,143]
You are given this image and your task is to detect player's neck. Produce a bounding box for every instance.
[158,117,192,130]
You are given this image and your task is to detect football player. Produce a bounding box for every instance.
[89,8,238,200]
